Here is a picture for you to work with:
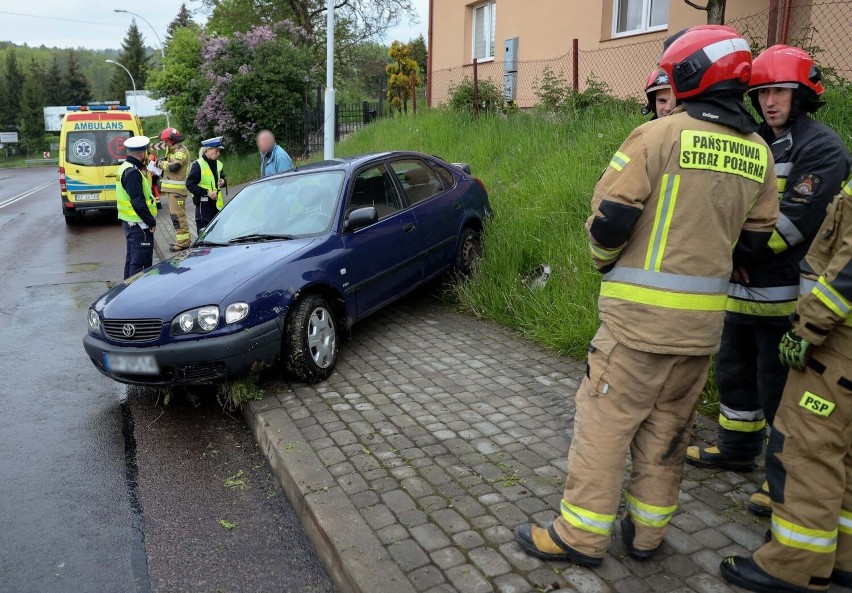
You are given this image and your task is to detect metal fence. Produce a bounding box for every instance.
[428,0,852,108]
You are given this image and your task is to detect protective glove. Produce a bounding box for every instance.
[778,331,812,372]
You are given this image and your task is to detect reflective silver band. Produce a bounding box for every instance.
[720,404,765,422]
[727,283,800,302]
[776,213,805,247]
[604,267,729,294]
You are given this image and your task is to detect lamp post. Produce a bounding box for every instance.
[323,0,335,159]
[113,9,170,127]
[106,59,137,113]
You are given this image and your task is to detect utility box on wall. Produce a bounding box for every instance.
[503,37,519,101]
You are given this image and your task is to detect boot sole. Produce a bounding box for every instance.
[746,501,773,517]
[720,563,801,593]
[685,456,755,472]
[515,535,602,567]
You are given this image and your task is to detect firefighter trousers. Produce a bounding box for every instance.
[715,316,789,460]
[753,347,852,590]
[166,191,191,248]
[553,323,711,558]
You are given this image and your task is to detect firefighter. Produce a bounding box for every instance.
[156,128,192,252]
[641,69,676,119]
[186,136,226,233]
[721,179,852,592]
[514,25,779,565]
[116,136,157,279]
[686,45,851,516]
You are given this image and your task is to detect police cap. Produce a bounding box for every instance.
[124,136,151,151]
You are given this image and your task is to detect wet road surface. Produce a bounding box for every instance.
[0,167,334,593]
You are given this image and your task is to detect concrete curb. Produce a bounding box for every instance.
[243,396,417,593]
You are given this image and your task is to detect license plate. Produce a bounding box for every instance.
[104,353,159,375]
[74,193,101,202]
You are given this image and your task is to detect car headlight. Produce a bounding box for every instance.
[225,302,249,324]
[88,308,101,334]
[170,306,220,336]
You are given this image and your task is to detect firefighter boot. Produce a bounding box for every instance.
[620,515,659,560]
[685,444,756,472]
[720,556,814,593]
[747,481,772,516]
[514,523,602,567]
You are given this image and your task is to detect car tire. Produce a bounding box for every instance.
[284,294,338,384]
[455,226,482,276]
[64,212,78,225]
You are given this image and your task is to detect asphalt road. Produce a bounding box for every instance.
[0,167,334,593]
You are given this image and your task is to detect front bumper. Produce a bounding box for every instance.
[83,317,282,386]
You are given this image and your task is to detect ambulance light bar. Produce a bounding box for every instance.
[66,105,131,111]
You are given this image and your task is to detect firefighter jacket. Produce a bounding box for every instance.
[795,180,852,358]
[587,106,779,356]
[726,115,851,322]
[157,143,190,195]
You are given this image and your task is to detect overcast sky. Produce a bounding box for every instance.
[0,0,429,50]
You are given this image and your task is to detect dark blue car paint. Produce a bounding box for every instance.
[84,151,491,384]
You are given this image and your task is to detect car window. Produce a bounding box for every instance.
[431,162,456,190]
[348,165,402,220]
[65,130,134,167]
[389,160,445,205]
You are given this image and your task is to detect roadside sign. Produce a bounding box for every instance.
[150,141,167,152]
[43,151,51,159]
[0,132,19,143]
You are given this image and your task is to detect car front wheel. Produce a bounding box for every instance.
[455,227,482,276]
[284,295,338,383]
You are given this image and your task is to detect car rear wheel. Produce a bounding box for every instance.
[455,227,482,276]
[284,295,338,383]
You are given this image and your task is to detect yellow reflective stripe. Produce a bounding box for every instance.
[161,180,186,189]
[600,282,728,311]
[776,177,787,199]
[839,509,852,535]
[719,415,766,433]
[767,229,789,254]
[813,277,852,318]
[560,500,615,536]
[843,179,852,196]
[610,151,631,172]
[725,298,797,317]
[645,174,681,272]
[679,130,769,183]
[772,515,837,553]
[625,493,677,528]
[590,243,623,262]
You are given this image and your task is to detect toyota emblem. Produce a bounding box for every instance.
[122,324,136,337]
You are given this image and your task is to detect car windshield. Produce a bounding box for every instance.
[65,130,134,167]
[198,170,345,243]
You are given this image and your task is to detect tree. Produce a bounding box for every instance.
[167,3,196,39]
[108,21,150,101]
[43,57,65,106]
[385,40,420,113]
[683,0,726,24]
[65,51,92,104]
[409,34,427,83]
[4,48,26,126]
[19,59,47,153]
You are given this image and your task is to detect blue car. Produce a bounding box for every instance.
[84,152,491,385]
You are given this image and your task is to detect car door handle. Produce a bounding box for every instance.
[403,223,416,233]
[105,174,117,178]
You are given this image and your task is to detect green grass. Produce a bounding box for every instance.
[335,105,646,357]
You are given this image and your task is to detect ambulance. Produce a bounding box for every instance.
[59,103,158,224]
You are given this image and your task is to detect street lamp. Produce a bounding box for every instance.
[113,9,170,127]
[323,0,335,159]
[106,59,137,113]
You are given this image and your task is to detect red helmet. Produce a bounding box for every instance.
[159,128,184,143]
[749,44,824,95]
[642,69,672,116]
[659,25,752,99]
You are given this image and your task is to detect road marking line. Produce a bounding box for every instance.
[0,180,54,210]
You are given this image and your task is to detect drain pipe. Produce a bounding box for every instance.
[427,0,434,107]
[767,0,779,46]
[779,0,793,45]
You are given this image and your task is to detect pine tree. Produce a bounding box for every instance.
[65,51,92,105]
[167,3,195,40]
[44,56,65,106]
[4,48,26,126]
[19,58,47,154]
[108,21,150,101]
[409,35,427,83]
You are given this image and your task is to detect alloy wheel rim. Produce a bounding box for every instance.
[307,307,335,369]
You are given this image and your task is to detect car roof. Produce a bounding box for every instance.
[253,151,445,184]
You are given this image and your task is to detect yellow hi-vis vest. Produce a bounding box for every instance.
[197,157,224,209]
[115,160,157,223]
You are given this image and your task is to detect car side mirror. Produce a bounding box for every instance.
[344,206,378,231]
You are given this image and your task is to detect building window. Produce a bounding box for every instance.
[613,0,668,37]
[472,1,496,61]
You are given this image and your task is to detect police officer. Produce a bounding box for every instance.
[186,137,226,232]
[156,128,192,252]
[116,136,158,279]
[721,178,852,592]
[686,45,851,516]
[642,69,676,119]
[514,25,779,566]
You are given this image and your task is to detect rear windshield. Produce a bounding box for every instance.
[65,130,135,167]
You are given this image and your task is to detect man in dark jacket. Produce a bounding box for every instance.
[116,136,158,279]
[186,137,226,232]
[686,45,851,515]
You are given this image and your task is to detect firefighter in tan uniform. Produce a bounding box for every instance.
[515,25,779,566]
[722,179,852,593]
[157,128,191,252]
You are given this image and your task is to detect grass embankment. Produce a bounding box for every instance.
[335,105,646,358]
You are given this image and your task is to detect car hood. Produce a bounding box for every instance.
[94,238,316,320]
